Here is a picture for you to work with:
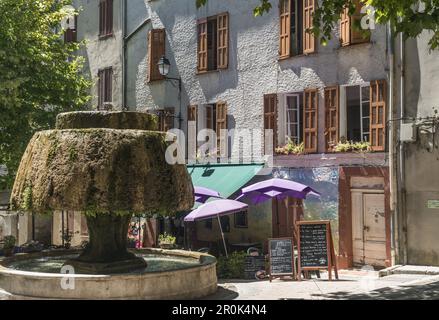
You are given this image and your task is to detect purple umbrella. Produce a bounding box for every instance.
[185,199,248,257]
[194,186,223,203]
[235,178,320,204]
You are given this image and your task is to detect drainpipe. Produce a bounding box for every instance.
[122,0,127,109]
[398,34,408,265]
[387,22,398,266]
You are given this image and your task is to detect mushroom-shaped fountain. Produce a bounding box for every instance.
[0,112,218,299]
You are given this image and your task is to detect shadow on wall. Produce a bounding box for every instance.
[404,37,421,119]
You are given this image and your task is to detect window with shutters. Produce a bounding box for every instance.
[340,0,370,46]
[264,94,278,152]
[99,0,113,38]
[64,15,77,43]
[279,0,315,58]
[197,13,229,72]
[324,86,339,151]
[339,81,386,151]
[98,67,113,110]
[148,29,166,82]
[303,89,318,153]
[157,108,175,132]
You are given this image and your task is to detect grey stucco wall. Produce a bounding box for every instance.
[74,0,123,109]
[395,31,439,265]
[123,0,388,161]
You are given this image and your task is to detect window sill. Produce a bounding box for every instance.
[278,52,317,62]
[337,41,372,50]
[196,69,220,75]
[99,33,114,40]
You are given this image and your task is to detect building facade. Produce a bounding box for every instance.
[65,0,393,268]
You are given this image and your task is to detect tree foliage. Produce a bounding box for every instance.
[0,0,91,189]
[196,0,439,49]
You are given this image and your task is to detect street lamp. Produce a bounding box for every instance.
[157,56,182,129]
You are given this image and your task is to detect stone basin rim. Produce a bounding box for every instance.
[0,248,216,278]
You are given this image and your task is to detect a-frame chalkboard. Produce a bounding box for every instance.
[296,221,338,281]
[268,237,295,282]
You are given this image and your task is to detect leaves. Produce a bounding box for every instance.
[195,0,439,50]
[0,0,91,189]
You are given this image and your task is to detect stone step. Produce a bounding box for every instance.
[379,265,439,277]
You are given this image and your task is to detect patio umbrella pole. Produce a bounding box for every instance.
[217,214,228,258]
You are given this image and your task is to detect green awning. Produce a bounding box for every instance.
[187,163,264,209]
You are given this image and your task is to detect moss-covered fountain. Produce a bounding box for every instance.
[0,112,217,299]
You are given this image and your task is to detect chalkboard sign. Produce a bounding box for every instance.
[298,223,329,267]
[268,238,295,281]
[244,256,266,280]
[296,221,338,281]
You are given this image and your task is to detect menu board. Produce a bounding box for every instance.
[268,238,294,276]
[244,256,266,279]
[298,223,329,268]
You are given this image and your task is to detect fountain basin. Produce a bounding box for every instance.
[0,248,217,299]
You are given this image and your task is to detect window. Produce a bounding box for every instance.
[98,67,113,110]
[64,15,77,43]
[187,103,228,158]
[99,0,113,38]
[339,80,387,151]
[324,87,339,151]
[279,0,315,58]
[205,218,213,230]
[220,215,230,233]
[148,29,166,82]
[234,211,248,228]
[264,94,278,151]
[340,0,370,46]
[285,94,303,144]
[197,13,229,72]
[345,84,370,143]
[157,108,175,132]
[303,88,318,153]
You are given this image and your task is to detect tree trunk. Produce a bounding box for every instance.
[77,214,136,263]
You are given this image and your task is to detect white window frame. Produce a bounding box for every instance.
[284,94,301,144]
[340,82,370,142]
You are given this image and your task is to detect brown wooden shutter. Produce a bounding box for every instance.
[106,0,113,35]
[105,68,112,104]
[148,29,165,82]
[216,102,227,156]
[351,0,369,44]
[197,19,208,72]
[303,0,315,54]
[279,0,291,58]
[99,0,113,37]
[264,94,278,150]
[370,80,386,151]
[188,105,197,122]
[158,108,175,132]
[303,88,318,153]
[206,105,213,130]
[217,13,229,69]
[324,86,339,151]
[340,6,351,46]
[99,0,104,36]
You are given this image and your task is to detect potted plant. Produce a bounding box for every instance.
[3,235,16,257]
[158,232,176,249]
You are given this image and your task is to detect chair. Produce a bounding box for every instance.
[247,247,260,256]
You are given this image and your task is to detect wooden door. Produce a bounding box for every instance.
[351,191,386,267]
[363,193,386,266]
